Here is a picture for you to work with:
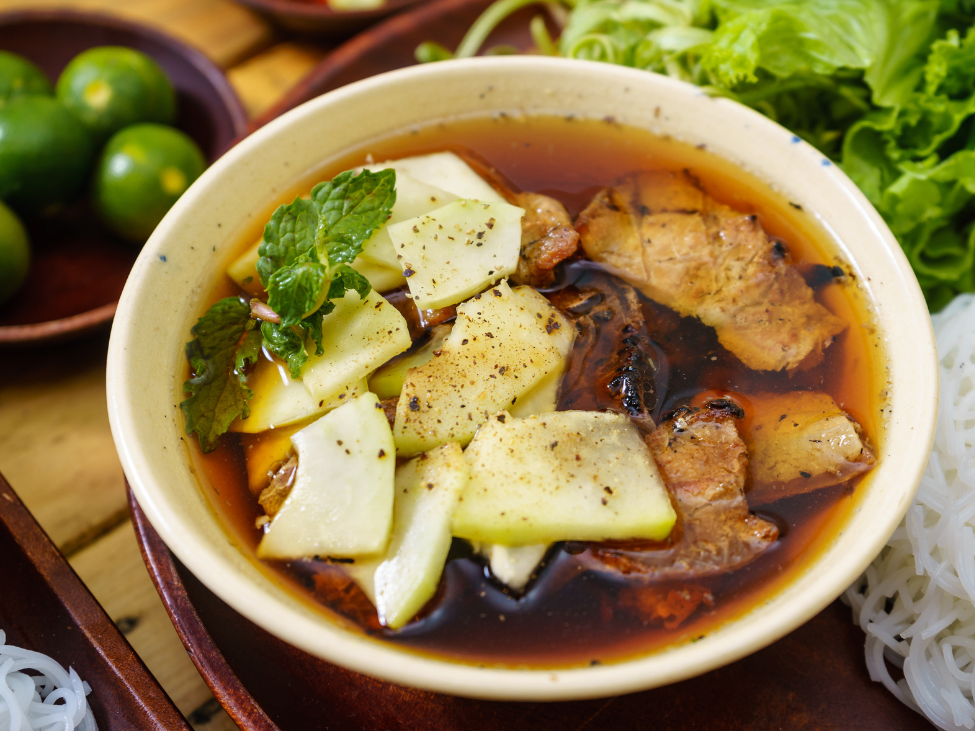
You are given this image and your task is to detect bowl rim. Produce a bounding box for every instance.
[108,56,940,700]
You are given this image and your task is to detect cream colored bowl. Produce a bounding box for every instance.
[107,57,938,700]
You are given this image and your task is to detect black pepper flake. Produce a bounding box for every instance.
[778,414,787,422]
[477,231,485,239]
[497,414,506,423]
[462,338,469,345]
[403,268,415,277]
[412,224,419,233]
[800,471,811,479]
[486,218,495,229]
[550,441,558,450]
[426,482,435,490]
[492,289,501,297]
[409,397,420,412]
[601,498,608,505]
[498,366,506,375]
[378,449,386,458]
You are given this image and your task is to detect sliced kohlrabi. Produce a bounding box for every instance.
[257,391,395,560]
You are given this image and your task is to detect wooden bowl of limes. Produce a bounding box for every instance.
[0,10,247,346]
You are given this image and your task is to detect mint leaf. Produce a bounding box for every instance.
[181,297,256,453]
[266,258,329,326]
[327,263,372,301]
[257,196,321,288]
[249,169,391,378]
[313,169,396,265]
[261,321,307,379]
[298,302,335,357]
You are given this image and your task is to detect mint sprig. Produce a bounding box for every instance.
[256,168,396,373]
[181,297,257,453]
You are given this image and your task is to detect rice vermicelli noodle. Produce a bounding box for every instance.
[846,293,975,730]
[0,630,97,731]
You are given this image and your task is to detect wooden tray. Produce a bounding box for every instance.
[0,9,248,346]
[0,473,189,729]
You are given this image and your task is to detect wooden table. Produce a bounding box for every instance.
[0,2,331,727]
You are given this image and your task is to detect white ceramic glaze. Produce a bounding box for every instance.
[107,57,939,700]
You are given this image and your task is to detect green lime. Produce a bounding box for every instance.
[0,96,95,217]
[92,123,205,242]
[0,200,30,304]
[0,52,53,108]
[56,46,176,144]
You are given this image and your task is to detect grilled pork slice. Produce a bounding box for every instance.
[550,274,658,426]
[744,391,876,506]
[511,192,580,288]
[581,401,778,581]
[576,170,846,372]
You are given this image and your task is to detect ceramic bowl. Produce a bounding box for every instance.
[107,57,939,700]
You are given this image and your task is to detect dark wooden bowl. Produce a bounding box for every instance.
[0,473,190,729]
[231,0,425,37]
[0,9,248,347]
[129,487,928,730]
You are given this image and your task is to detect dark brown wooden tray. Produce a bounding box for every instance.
[0,473,189,729]
[0,9,248,346]
[131,494,931,731]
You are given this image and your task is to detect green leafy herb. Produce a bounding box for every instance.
[252,168,396,374]
[328,263,372,300]
[420,0,975,307]
[256,197,319,289]
[261,320,308,379]
[181,297,256,453]
[266,258,329,326]
[311,169,397,265]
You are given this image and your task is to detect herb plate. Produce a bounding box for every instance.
[0,9,247,347]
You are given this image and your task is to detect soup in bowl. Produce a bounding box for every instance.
[107,57,938,700]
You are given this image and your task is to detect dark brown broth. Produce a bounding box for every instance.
[188,115,884,668]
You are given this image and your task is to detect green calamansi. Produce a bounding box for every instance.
[56,46,176,145]
[0,52,52,108]
[0,96,95,217]
[92,123,205,242]
[0,201,30,304]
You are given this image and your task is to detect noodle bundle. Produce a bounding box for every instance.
[846,294,975,729]
[0,631,97,731]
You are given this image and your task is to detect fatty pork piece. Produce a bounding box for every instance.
[258,453,296,518]
[576,170,846,372]
[550,276,658,426]
[744,391,876,506]
[510,192,580,288]
[580,400,778,581]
